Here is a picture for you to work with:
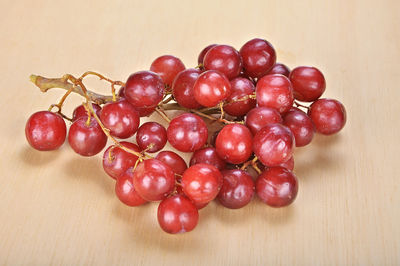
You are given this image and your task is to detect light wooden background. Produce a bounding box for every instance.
[0,0,399,265]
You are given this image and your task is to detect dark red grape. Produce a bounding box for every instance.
[245,107,282,135]
[193,70,231,107]
[150,55,185,87]
[125,71,164,108]
[289,66,325,102]
[115,169,147,207]
[203,45,242,79]
[217,169,254,209]
[172,68,202,109]
[256,167,298,207]
[283,107,315,147]
[189,147,226,171]
[198,44,217,65]
[223,77,256,117]
[136,122,167,153]
[267,63,290,77]
[239,38,276,78]
[156,151,187,175]
[72,104,101,121]
[308,98,346,135]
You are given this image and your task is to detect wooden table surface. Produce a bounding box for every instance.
[0,0,399,265]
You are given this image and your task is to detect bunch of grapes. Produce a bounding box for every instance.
[26,38,346,234]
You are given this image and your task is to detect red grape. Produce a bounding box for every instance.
[25,111,66,151]
[72,104,101,121]
[198,44,217,65]
[215,124,253,164]
[217,169,255,209]
[136,122,167,153]
[189,147,226,171]
[308,98,346,135]
[182,163,222,204]
[157,194,199,234]
[239,38,276,78]
[256,74,294,114]
[253,123,294,166]
[150,55,185,87]
[133,159,175,201]
[279,156,294,171]
[115,169,147,207]
[167,113,208,152]
[155,151,187,175]
[193,70,231,107]
[256,167,298,207]
[203,45,242,79]
[289,66,326,102]
[223,77,256,117]
[172,68,202,109]
[118,87,155,117]
[125,71,164,108]
[100,99,140,139]
[245,107,282,135]
[283,107,315,147]
[267,63,290,77]
[68,117,107,156]
[102,142,141,180]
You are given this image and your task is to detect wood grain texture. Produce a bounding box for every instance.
[0,0,399,265]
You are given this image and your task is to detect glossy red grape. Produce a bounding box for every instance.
[198,44,217,65]
[182,164,223,204]
[133,159,175,201]
[239,38,276,79]
[136,122,167,153]
[155,151,187,175]
[193,70,231,107]
[100,99,140,139]
[267,63,290,77]
[245,107,282,135]
[217,169,255,209]
[308,98,346,135]
[279,156,294,171]
[256,167,298,207]
[25,111,66,151]
[215,124,253,164]
[189,147,226,171]
[172,68,202,109]
[223,77,256,117]
[125,71,164,108]
[102,142,141,180]
[118,87,155,117]
[203,45,242,79]
[115,169,147,207]
[289,66,326,102]
[167,113,208,152]
[253,123,294,167]
[72,104,101,121]
[150,55,185,87]
[283,107,315,147]
[68,118,107,156]
[157,194,199,234]
[256,74,294,114]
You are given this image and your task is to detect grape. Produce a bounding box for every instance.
[25,111,66,151]
[115,169,147,207]
[72,104,101,121]
[203,45,242,79]
[215,124,253,164]
[217,169,255,209]
[156,151,187,175]
[181,163,222,204]
[102,142,140,180]
[256,74,294,114]
[193,70,231,107]
[267,63,290,77]
[308,98,346,135]
[245,107,282,135]
[256,167,298,207]
[289,66,326,102]
[172,68,202,109]
[133,159,175,201]
[157,194,199,234]
[198,44,217,65]
[239,38,276,78]
[136,122,167,153]
[223,77,256,117]
[283,107,315,147]
[253,123,294,166]
[150,55,185,87]
[125,71,164,108]
[189,147,226,171]
[167,113,208,152]
[68,117,107,156]
[100,99,140,139]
